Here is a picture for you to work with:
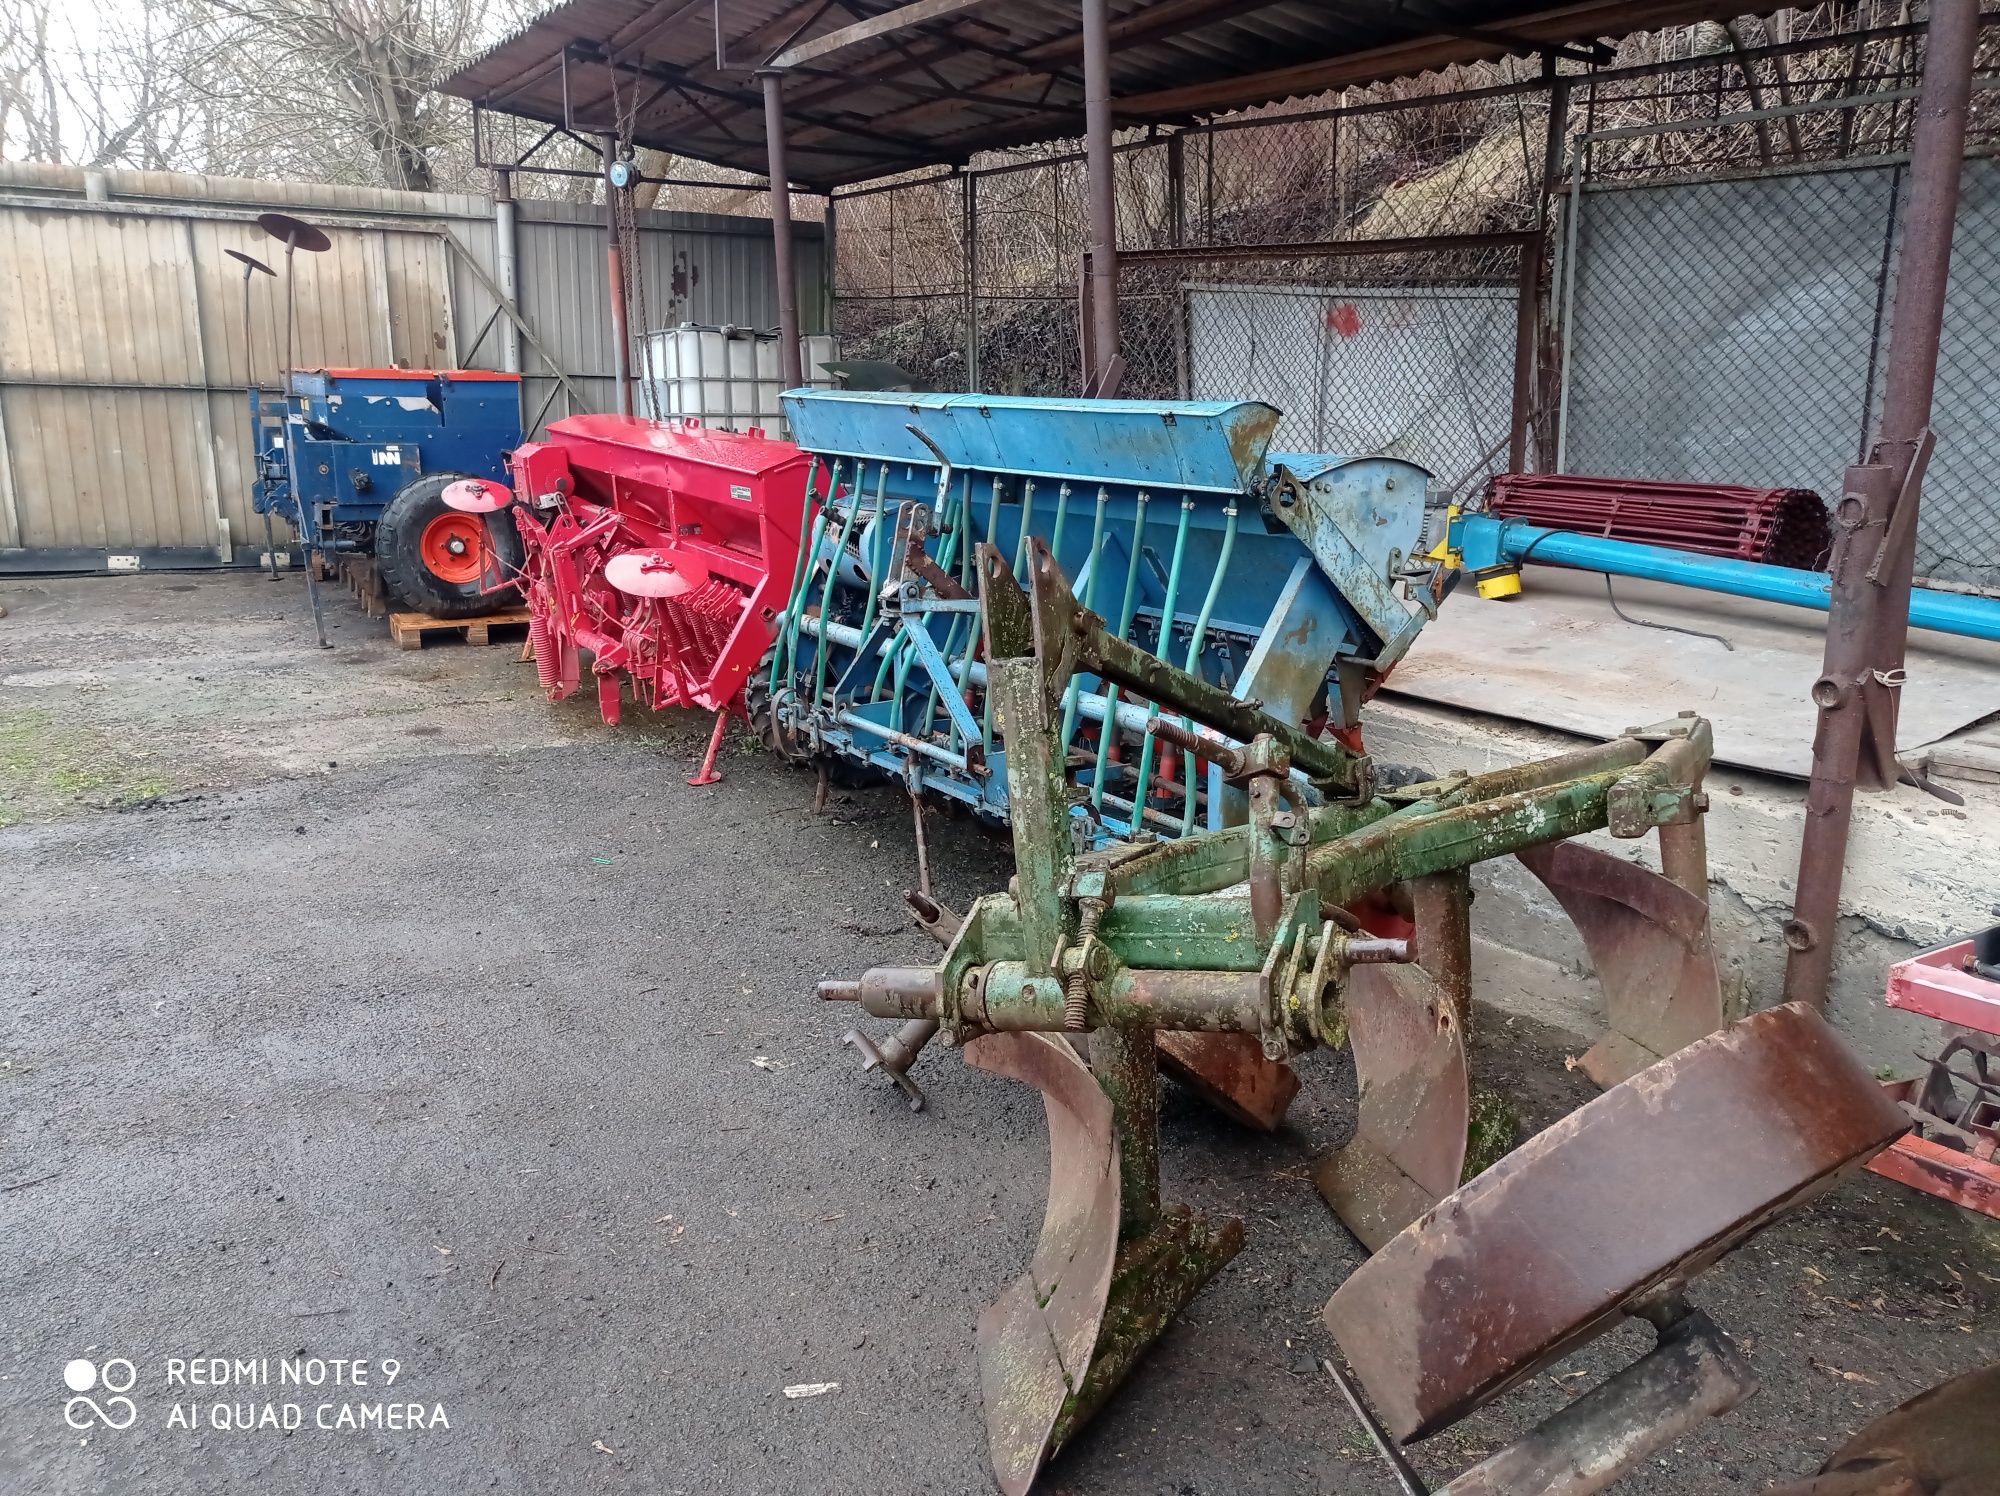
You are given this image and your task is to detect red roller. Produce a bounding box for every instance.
[1486,473,1832,571]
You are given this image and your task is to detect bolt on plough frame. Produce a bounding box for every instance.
[823,539,1908,1495]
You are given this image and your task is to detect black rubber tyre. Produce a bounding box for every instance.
[375,473,526,619]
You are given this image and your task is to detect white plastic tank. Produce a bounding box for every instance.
[637,323,838,435]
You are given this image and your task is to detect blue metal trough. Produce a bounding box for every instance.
[768,390,1443,846]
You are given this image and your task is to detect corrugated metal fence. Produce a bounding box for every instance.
[0,163,825,571]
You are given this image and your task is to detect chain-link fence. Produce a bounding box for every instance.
[1560,37,2000,593]
[1105,238,1534,489]
[828,13,2000,590]
[834,72,1552,422]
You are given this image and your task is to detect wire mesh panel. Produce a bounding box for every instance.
[972,155,1091,396]
[1562,152,2000,595]
[1114,240,1529,486]
[830,173,968,391]
[1881,156,2000,594]
[1557,23,2000,594]
[1188,283,1519,474]
[1560,167,1899,489]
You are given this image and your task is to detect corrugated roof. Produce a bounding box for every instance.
[441,0,1744,191]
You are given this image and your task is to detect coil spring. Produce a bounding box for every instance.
[1064,897,1107,1032]
[530,609,559,692]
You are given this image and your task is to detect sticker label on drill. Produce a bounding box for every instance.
[730,485,752,502]
[371,449,403,466]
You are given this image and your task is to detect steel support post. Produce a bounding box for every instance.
[1166,129,1186,248]
[602,135,635,418]
[494,166,522,375]
[1535,74,1570,471]
[1508,232,1541,473]
[821,193,838,385]
[961,170,979,391]
[1080,0,1121,392]
[1783,0,1977,1010]
[760,70,805,390]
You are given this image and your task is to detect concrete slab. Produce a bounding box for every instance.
[1385,567,2000,776]
[1364,695,2000,1066]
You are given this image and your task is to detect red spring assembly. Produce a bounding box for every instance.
[1485,473,1833,571]
[530,608,559,692]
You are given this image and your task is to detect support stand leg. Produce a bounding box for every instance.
[687,708,729,787]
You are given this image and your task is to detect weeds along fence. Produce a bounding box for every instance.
[829,14,2000,592]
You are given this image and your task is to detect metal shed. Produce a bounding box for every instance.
[441,0,1736,189]
[439,0,1992,1035]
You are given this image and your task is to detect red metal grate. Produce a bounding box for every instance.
[1485,473,1833,571]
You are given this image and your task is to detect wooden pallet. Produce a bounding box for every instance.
[388,607,534,651]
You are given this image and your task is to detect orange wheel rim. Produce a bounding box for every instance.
[419,512,487,585]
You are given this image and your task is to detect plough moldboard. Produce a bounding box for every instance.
[823,538,1905,1493]
[460,391,1912,1493]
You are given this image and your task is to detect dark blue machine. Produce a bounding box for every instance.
[252,367,525,620]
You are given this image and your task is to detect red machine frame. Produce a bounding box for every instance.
[506,415,811,778]
[1866,934,2000,1217]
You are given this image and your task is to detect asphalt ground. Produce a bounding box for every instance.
[2,572,1992,1495]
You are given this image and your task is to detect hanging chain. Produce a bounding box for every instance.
[605,63,659,421]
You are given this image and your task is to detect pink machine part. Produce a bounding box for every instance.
[442,477,514,513]
[1866,928,2000,1218]
[506,415,812,785]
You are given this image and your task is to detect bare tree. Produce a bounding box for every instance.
[1,0,543,192]
[155,0,518,191]
[0,0,195,168]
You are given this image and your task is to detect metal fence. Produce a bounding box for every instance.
[831,71,1552,412]
[1560,94,2000,595]
[829,14,2000,592]
[0,163,826,572]
[1108,237,1535,489]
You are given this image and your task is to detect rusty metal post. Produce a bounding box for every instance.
[760,70,805,390]
[1658,788,1710,903]
[1508,231,1541,473]
[1783,0,1977,1011]
[961,169,979,391]
[601,134,635,418]
[1864,0,1977,701]
[1080,0,1120,392]
[1535,73,1571,471]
